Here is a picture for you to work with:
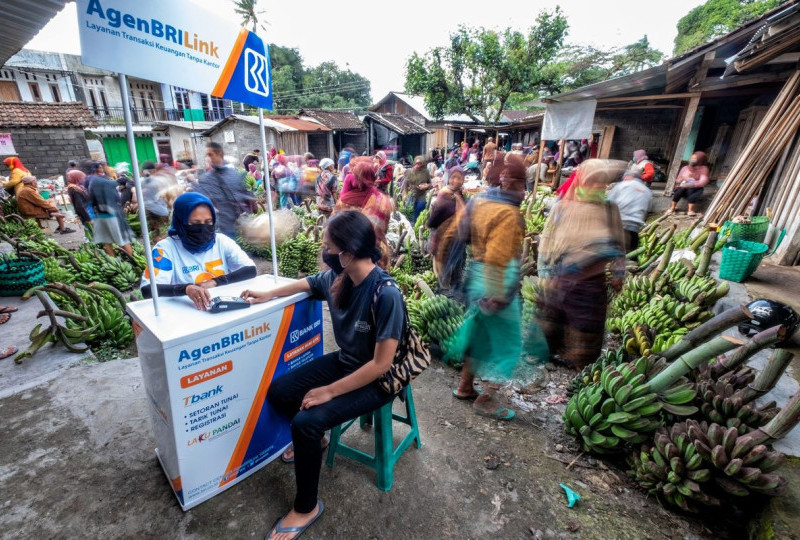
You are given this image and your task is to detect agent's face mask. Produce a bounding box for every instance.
[322,248,346,274]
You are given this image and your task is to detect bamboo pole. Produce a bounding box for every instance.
[703,71,800,223]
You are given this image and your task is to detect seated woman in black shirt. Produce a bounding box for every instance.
[241,210,406,539]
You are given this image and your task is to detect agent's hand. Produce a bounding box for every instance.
[240,289,273,304]
[301,386,334,409]
[186,284,211,310]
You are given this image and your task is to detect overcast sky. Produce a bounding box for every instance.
[26,0,704,101]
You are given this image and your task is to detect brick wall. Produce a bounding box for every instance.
[593,109,677,164]
[3,127,90,178]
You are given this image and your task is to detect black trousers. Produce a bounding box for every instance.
[267,351,394,513]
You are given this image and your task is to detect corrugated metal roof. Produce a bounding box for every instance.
[365,113,430,135]
[268,115,330,132]
[371,92,474,123]
[0,0,70,66]
[545,65,668,102]
[299,109,365,130]
[153,120,218,131]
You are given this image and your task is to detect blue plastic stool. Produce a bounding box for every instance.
[325,384,421,491]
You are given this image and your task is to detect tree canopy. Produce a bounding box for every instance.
[404,8,568,124]
[544,37,664,95]
[673,0,782,55]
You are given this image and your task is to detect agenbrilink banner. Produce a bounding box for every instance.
[76,0,272,109]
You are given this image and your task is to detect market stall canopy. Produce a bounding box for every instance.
[0,0,69,66]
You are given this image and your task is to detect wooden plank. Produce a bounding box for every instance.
[664,96,701,195]
[596,93,696,103]
[597,126,615,159]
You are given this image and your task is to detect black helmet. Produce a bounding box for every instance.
[738,299,799,343]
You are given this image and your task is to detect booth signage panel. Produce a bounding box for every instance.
[542,100,597,141]
[76,0,272,109]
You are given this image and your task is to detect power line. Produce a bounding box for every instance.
[273,82,370,100]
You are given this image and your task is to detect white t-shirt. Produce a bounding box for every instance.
[140,234,255,287]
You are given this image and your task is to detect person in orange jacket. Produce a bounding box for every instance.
[629,149,655,186]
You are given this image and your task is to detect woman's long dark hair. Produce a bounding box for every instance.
[327,210,382,309]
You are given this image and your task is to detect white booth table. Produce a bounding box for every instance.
[127,275,324,510]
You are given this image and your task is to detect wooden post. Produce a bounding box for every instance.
[664,51,715,196]
[533,139,546,193]
[664,96,701,196]
[554,139,565,190]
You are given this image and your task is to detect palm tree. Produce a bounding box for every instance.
[233,0,268,33]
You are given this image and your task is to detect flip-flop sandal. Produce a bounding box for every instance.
[281,436,330,464]
[0,306,18,314]
[452,388,483,401]
[474,406,515,421]
[267,499,324,540]
[0,313,10,325]
[0,346,18,360]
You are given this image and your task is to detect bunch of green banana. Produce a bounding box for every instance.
[651,327,689,354]
[418,295,464,345]
[627,224,676,269]
[606,297,681,334]
[94,251,140,291]
[277,232,320,278]
[687,418,789,497]
[17,237,69,256]
[564,334,743,454]
[407,297,426,337]
[520,275,541,305]
[42,257,76,284]
[622,324,655,358]
[569,348,626,395]
[664,260,692,281]
[627,422,719,513]
[672,276,728,306]
[608,275,664,317]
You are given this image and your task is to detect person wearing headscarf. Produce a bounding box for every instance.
[316,158,338,214]
[272,153,293,208]
[140,192,256,310]
[335,160,393,266]
[667,151,710,217]
[537,159,627,370]
[89,165,133,255]
[483,151,506,188]
[66,170,92,235]
[403,156,431,223]
[629,149,655,186]
[3,157,30,196]
[447,155,528,420]
[427,165,466,293]
[16,176,75,234]
[373,151,393,194]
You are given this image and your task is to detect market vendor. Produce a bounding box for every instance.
[140,192,257,310]
[16,176,75,234]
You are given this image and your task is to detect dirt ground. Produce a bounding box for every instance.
[1,223,799,539]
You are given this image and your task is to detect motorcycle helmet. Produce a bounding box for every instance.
[738,299,799,344]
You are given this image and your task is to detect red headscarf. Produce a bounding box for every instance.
[340,162,378,207]
[3,156,28,172]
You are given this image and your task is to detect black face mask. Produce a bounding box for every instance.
[184,224,216,247]
[322,248,345,275]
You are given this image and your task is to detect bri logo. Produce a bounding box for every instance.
[244,48,270,97]
[183,385,222,407]
[290,322,318,344]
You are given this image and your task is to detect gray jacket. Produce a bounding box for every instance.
[608,179,652,233]
[194,166,252,236]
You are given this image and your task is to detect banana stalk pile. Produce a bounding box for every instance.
[607,235,729,354]
[565,306,756,455]
[628,386,800,513]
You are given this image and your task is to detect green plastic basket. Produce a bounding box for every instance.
[0,255,46,296]
[722,216,770,243]
[719,240,770,283]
